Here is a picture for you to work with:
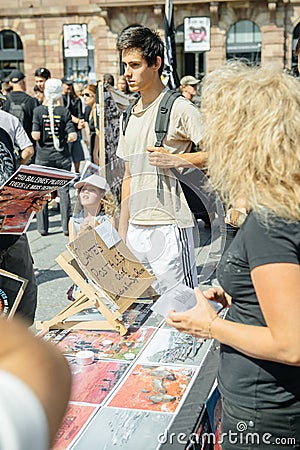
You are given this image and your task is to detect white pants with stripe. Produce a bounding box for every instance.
[126,223,197,295]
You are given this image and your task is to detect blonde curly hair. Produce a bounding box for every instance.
[201,62,300,222]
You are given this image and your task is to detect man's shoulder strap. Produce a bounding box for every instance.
[154,90,182,147]
[122,96,139,136]
[122,90,182,146]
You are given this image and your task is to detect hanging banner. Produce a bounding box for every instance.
[163,0,180,89]
[63,23,88,58]
[184,17,211,52]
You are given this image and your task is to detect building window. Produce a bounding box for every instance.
[226,20,262,65]
[0,30,24,80]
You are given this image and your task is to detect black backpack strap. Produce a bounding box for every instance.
[154,90,182,147]
[122,96,140,136]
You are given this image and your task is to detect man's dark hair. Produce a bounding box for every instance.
[103,73,115,86]
[116,26,165,76]
[34,67,51,79]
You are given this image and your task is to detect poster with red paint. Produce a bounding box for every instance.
[51,404,97,450]
[108,364,195,413]
[0,164,75,234]
[56,327,156,362]
[67,359,128,405]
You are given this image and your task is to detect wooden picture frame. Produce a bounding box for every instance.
[0,269,28,319]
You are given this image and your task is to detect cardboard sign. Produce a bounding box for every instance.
[67,228,156,303]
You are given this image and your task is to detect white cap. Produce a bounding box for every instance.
[44,78,62,101]
[180,75,201,86]
[74,174,110,191]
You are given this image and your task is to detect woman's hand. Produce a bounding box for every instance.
[203,286,231,308]
[165,287,220,339]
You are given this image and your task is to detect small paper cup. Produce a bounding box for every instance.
[75,350,94,365]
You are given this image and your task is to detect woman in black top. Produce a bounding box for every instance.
[166,63,300,449]
[83,84,98,163]
[61,78,85,174]
[32,78,77,236]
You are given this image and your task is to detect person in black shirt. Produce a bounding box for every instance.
[166,63,300,449]
[82,84,98,163]
[32,78,77,236]
[34,67,51,102]
[61,77,85,174]
[0,88,46,325]
[3,69,38,150]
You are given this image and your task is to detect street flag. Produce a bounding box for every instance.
[163,0,180,89]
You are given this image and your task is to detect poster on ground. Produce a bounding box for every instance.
[108,364,195,413]
[56,328,156,362]
[74,407,173,450]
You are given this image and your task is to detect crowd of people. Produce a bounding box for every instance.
[0,24,299,450]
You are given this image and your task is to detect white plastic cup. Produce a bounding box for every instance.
[75,350,94,365]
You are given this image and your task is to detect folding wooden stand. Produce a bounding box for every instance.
[36,251,128,335]
[36,228,156,335]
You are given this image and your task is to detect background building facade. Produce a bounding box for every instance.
[0,0,300,91]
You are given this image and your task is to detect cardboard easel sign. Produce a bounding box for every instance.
[67,224,156,305]
[0,269,28,319]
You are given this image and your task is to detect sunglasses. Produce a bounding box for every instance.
[82,92,94,97]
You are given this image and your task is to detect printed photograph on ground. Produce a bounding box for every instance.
[138,328,210,366]
[67,358,128,404]
[74,407,173,450]
[51,404,97,450]
[108,364,195,413]
[64,302,158,329]
[56,327,156,361]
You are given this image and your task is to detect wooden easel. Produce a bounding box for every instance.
[36,228,156,335]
